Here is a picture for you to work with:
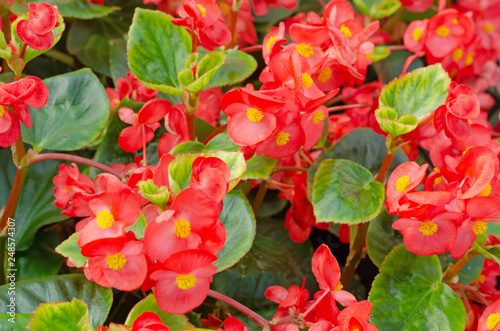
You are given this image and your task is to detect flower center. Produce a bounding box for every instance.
[464,53,473,66]
[312,110,324,124]
[419,221,438,236]
[487,313,500,330]
[472,221,488,235]
[276,132,290,146]
[96,210,114,229]
[317,67,332,83]
[484,23,494,34]
[246,108,263,123]
[452,48,463,61]
[197,4,206,17]
[173,218,191,239]
[340,23,352,38]
[481,184,492,197]
[0,105,5,117]
[436,26,450,37]
[176,274,197,290]
[302,72,313,89]
[106,253,127,270]
[412,28,423,41]
[395,176,410,193]
[266,36,278,51]
[295,43,314,58]
[334,282,343,291]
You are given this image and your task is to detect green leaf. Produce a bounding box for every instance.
[181,51,225,93]
[0,275,112,328]
[128,8,192,93]
[242,155,279,181]
[168,151,246,193]
[353,0,401,19]
[204,50,257,89]
[0,313,32,330]
[372,50,424,84]
[125,213,148,240]
[12,0,119,19]
[307,128,408,198]
[372,46,390,62]
[28,299,92,331]
[205,133,240,152]
[474,242,500,265]
[366,207,403,267]
[369,244,466,330]
[212,235,297,308]
[56,232,88,268]
[21,69,110,151]
[138,180,170,210]
[67,18,127,76]
[215,191,256,271]
[379,64,450,121]
[375,106,418,137]
[456,255,485,285]
[124,293,193,329]
[110,38,129,85]
[312,159,385,224]
[0,149,66,250]
[15,231,64,280]
[171,141,207,155]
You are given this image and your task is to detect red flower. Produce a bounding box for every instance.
[218,317,248,331]
[144,188,221,262]
[81,236,147,291]
[118,99,171,153]
[477,298,500,331]
[190,156,230,203]
[385,162,428,214]
[251,0,297,16]
[132,312,171,331]
[53,163,94,209]
[16,3,60,50]
[334,300,378,331]
[151,249,218,314]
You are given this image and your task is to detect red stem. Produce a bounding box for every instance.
[302,290,329,319]
[142,125,148,166]
[385,45,407,51]
[446,283,491,307]
[272,166,309,173]
[207,289,268,327]
[327,104,372,113]
[239,45,262,53]
[227,9,239,49]
[203,124,227,145]
[31,153,126,180]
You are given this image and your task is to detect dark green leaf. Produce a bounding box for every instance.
[369,245,466,330]
[124,294,193,329]
[16,232,63,280]
[366,207,402,267]
[212,235,297,308]
[0,275,113,328]
[372,50,424,84]
[312,159,385,224]
[0,149,66,251]
[216,191,256,271]
[28,299,92,330]
[0,313,33,330]
[128,8,191,93]
[110,38,129,85]
[379,64,450,121]
[56,232,88,268]
[21,69,110,151]
[204,50,257,89]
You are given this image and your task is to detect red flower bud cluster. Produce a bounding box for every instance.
[16,3,60,50]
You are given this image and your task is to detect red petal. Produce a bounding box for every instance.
[138,99,171,124]
[312,244,341,291]
[17,20,54,50]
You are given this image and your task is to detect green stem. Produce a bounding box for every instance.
[340,151,395,288]
[182,92,199,141]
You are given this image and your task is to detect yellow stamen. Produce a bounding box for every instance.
[452,48,463,61]
[334,282,343,291]
[395,176,410,193]
[218,1,231,16]
[452,18,458,24]
[173,218,191,239]
[266,36,278,51]
[312,110,324,124]
[340,23,352,38]
[419,221,438,236]
[197,4,206,17]
[246,108,263,123]
[485,23,494,34]
[317,67,332,83]
[96,210,114,229]
[436,26,450,37]
[472,221,487,235]
[276,132,290,146]
[0,105,5,117]
[295,43,314,58]
[301,72,313,89]
[481,184,492,197]
[412,27,423,41]
[477,274,486,284]
[176,274,197,290]
[106,253,127,270]
[464,53,473,66]
[487,313,500,330]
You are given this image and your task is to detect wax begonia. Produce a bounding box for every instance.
[16,2,60,50]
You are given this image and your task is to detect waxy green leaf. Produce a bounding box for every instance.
[16,232,63,280]
[21,69,110,151]
[375,106,418,137]
[0,275,112,328]
[12,0,119,19]
[369,245,466,330]
[379,64,450,121]
[215,191,256,271]
[125,294,193,329]
[366,207,402,267]
[353,0,401,19]
[204,50,257,89]
[56,232,88,268]
[28,299,92,331]
[128,8,191,94]
[312,159,385,224]
[180,52,225,93]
